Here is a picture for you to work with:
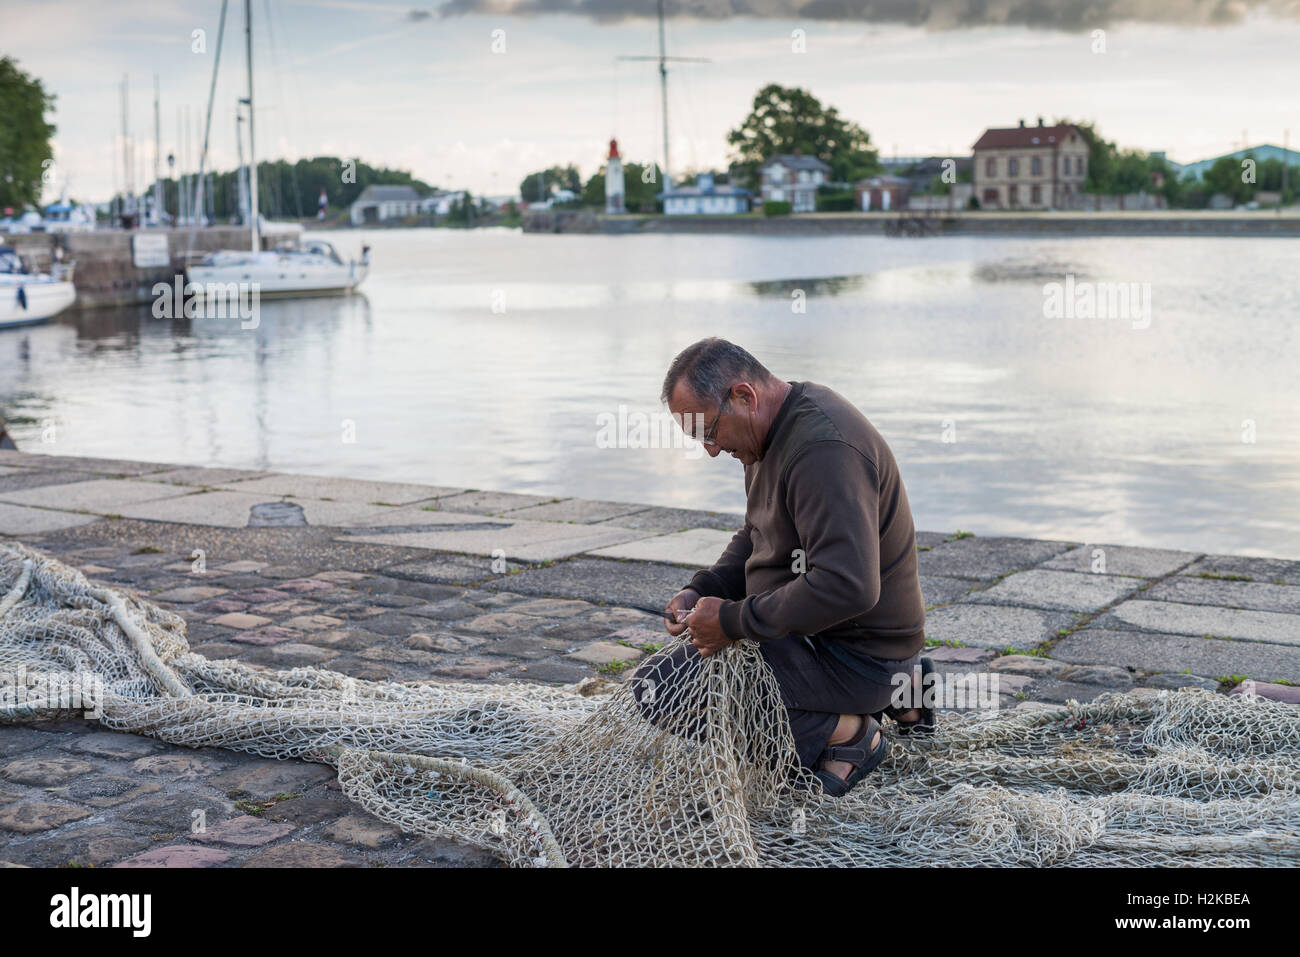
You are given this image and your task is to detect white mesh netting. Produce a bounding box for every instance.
[2,541,1298,867]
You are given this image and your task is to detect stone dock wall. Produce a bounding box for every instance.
[6,227,252,310]
[522,208,1300,237]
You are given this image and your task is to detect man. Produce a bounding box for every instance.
[634,338,931,797]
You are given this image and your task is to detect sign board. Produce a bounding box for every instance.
[131,233,170,269]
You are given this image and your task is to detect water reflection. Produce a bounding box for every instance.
[2,230,1297,558]
[971,260,1096,284]
[744,275,868,297]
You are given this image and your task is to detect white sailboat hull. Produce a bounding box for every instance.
[187,250,367,297]
[0,279,77,328]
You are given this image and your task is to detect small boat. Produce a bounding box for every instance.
[0,246,76,329]
[188,239,369,297]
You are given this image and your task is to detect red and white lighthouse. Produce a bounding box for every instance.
[605,139,625,215]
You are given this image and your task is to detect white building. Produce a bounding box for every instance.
[424,190,467,216]
[760,153,831,212]
[349,185,424,225]
[605,138,625,214]
[658,173,752,216]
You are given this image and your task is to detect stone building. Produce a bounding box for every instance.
[760,153,831,212]
[972,119,1090,209]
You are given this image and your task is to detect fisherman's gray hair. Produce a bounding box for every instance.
[661,338,775,405]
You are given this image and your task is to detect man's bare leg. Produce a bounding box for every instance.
[820,713,882,783]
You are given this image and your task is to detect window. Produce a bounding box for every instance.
[1009,184,1019,205]
[983,187,999,204]
[1008,157,1020,177]
[985,157,996,177]
[1077,157,1086,177]
[1031,156,1042,176]
[1031,184,1042,204]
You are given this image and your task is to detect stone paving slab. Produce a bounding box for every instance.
[1232,681,1300,705]
[919,575,976,608]
[113,490,397,528]
[922,603,1080,651]
[0,469,102,494]
[0,451,176,476]
[383,555,519,585]
[1018,677,1141,705]
[214,473,462,505]
[595,506,745,533]
[1180,554,1300,586]
[486,557,688,611]
[1142,576,1300,615]
[1039,543,1200,578]
[1054,628,1300,684]
[1144,673,1220,691]
[0,503,99,536]
[335,506,513,529]
[916,536,1078,581]
[963,569,1140,614]
[428,490,557,515]
[1099,599,1300,646]
[0,478,193,512]
[923,645,995,664]
[342,519,650,563]
[141,467,271,487]
[588,528,737,567]
[506,498,651,524]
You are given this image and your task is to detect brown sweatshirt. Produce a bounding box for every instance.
[685,381,926,661]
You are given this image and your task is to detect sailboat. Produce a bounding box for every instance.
[186,0,368,297]
[0,246,76,329]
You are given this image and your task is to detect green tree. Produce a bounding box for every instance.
[1063,119,1184,203]
[726,84,879,190]
[1202,155,1255,205]
[115,156,435,223]
[581,162,664,212]
[519,165,581,203]
[1252,157,1297,202]
[0,57,57,210]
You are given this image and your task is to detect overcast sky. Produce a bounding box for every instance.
[5,0,1299,204]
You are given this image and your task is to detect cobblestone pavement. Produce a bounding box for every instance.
[2,450,1298,867]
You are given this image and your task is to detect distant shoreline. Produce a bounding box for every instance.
[517,208,1300,237]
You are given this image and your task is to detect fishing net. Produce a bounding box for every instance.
[2,541,1297,867]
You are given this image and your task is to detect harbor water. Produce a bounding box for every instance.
[2,228,1297,557]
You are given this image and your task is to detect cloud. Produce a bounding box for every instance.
[431,0,1300,29]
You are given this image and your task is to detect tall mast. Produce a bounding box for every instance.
[191,0,227,235]
[153,75,162,226]
[246,0,260,252]
[616,6,707,190]
[177,107,185,224]
[120,75,130,220]
[657,0,670,186]
[237,109,248,223]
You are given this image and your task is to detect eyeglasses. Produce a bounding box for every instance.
[698,395,730,447]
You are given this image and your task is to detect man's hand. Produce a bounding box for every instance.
[684,597,732,657]
[663,588,700,637]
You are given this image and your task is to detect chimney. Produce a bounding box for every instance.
[1018,119,1025,128]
